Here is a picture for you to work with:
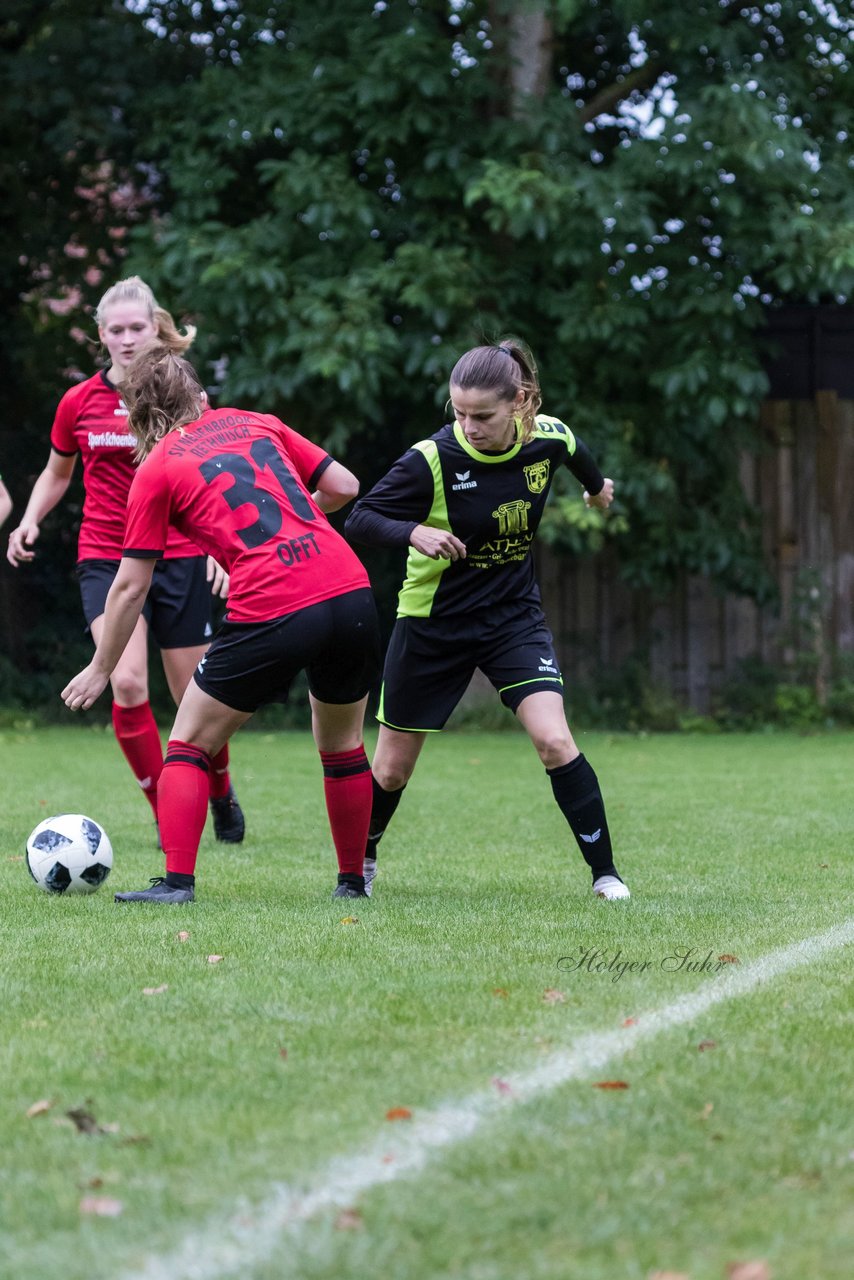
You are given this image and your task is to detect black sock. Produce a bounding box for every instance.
[365,776,406,862]
[546,754,620,882]
[165,871,195,889]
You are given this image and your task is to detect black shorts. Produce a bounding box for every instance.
[77,557,214,650]
[193,587,381,714]
[377,605,564,732]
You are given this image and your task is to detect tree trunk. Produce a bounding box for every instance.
[508,7,553,113]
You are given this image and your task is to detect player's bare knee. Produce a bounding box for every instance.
[535,734,576,770]
[373,759,414,792]
[110,672,148,706]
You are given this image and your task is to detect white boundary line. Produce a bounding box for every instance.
[125,918,854,1280]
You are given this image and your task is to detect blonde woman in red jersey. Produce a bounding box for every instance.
[62,344,379,903]
[7,278,244,844]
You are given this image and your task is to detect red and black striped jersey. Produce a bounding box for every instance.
[124,407,369,623]
[50,372,198,561]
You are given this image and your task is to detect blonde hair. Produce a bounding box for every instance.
[449,339,542,443]
[122,344,204,460]
[95,276,196,354]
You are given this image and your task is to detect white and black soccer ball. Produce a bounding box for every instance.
[26,814,113,895]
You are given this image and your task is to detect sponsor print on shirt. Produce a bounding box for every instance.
[87,430,136,448]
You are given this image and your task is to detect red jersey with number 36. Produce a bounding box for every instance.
[51,371,199,561]
[123,408,369,622]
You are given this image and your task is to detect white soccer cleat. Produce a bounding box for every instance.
[593,875,630,901]
[363,857,377,898]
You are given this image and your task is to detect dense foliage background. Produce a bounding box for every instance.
[1,1,852,712]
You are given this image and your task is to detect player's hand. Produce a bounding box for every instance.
[409,525,467,561]
[584,478,614,510]
[206,556,229,599]
[6,520,40,566]
[62,665,110,711]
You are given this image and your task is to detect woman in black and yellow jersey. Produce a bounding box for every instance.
[345,338,630,902]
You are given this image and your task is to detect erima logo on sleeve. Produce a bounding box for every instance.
[452,470,477,491]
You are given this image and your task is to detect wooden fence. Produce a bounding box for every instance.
[536,393,854,713]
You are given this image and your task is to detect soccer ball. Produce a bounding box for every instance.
[25,814,113,895]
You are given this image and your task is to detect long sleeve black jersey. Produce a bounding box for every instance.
[345,415,604,619]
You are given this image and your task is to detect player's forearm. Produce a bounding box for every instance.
[19,468,72,526]
[90,579,148,677]
[567,437,605,496]
[344,504,420,548]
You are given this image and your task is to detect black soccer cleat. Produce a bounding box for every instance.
[332,872,368,899]
[210,784,245,843]
[115,877,194,904]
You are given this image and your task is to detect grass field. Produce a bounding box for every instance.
[1,723,852,1280]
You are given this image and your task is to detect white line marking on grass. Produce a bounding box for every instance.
[125,918,854,1280]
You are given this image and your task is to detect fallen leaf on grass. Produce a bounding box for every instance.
[542,988,566,1004]
[278,1047,288,1060]
[491,1077,515,1097]
[340,916,360,925]
[176,931,190,943]
[492,987,508,998]
[26,1099,54,1118]
[142,984,168,996]
[622,1017,638,1027]
[334,1207,364,1231]
[381,1153,395,1163]
[80,1196,124,1218]
[819,863,829,869]
[67,1108,109,1136]
[717,954,740,965]
[207,954,224,965]
[593,1081,630,1090]
[726,1263,771,1280]
[697,1040,717,1052]
[6,855,24,862]
[700,1102,714,1120]
[385,1107,412,1121]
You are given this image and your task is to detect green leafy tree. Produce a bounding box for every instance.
[127,0,853,601]
[3,2,853,704]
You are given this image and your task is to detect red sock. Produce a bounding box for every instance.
[112,701,163,818]
[319,747,372,877]
[208,743,231,800]
[158,740,211,877]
